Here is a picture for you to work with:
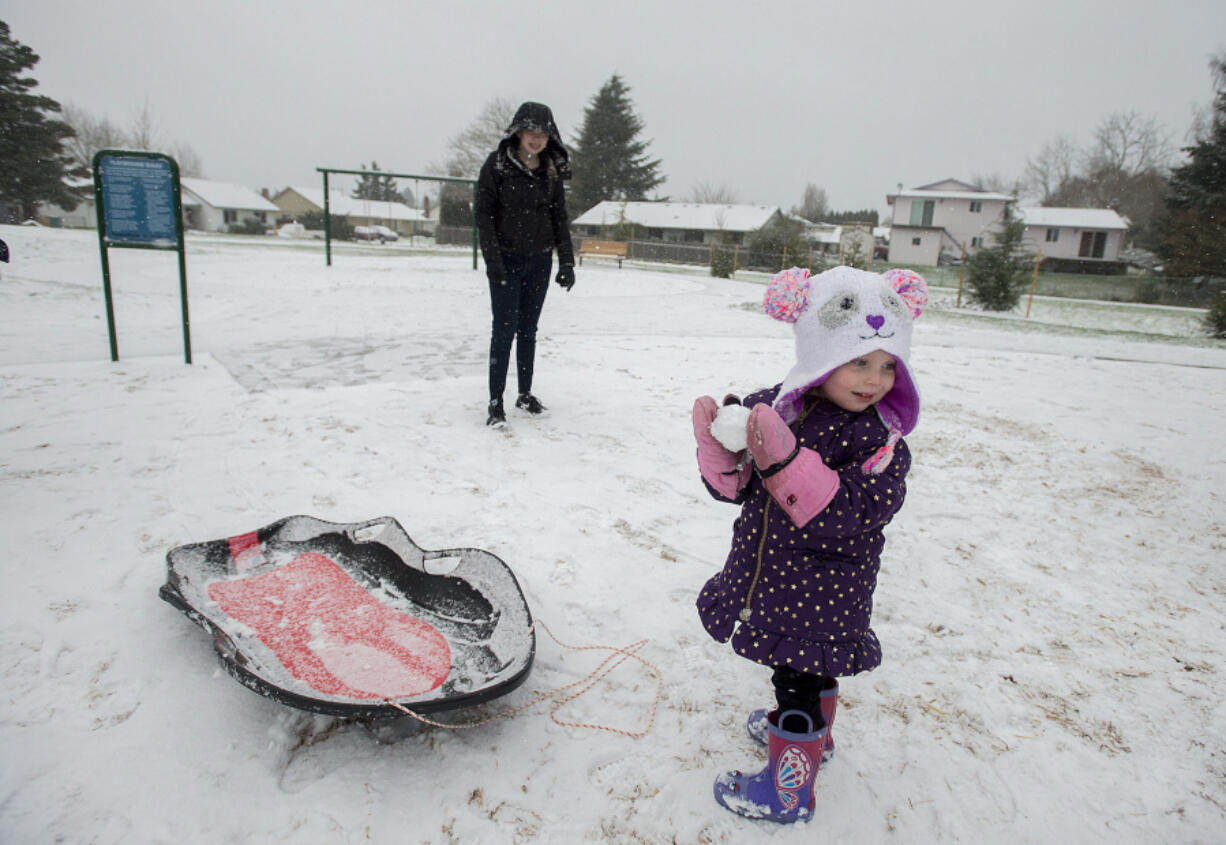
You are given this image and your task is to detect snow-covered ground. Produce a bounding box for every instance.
[2,224,1224,843]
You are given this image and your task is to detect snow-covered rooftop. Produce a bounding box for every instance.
[179,178,279,212]
[1017,207,1129,230]
[888,189,1015,203]
[281,187,428,222]
[572,201,780,232]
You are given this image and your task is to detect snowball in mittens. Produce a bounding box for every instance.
[709,403,751,452]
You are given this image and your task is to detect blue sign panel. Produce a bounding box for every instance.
[98,154,179,245]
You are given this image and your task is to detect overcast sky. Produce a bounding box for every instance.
[7,0,1225,216]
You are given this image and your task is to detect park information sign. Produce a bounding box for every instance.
[92,150,191,363]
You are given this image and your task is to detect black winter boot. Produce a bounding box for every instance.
[515,393,546,414]
[486,398,506,427]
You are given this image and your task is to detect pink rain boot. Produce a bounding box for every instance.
[714,710,826,822]
[747,677,838,762]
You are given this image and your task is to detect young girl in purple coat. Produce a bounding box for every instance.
[692,264,929,823]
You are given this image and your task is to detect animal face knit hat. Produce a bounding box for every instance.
[764,265,929,473]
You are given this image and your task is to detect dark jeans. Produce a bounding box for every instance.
[488,252,552,400]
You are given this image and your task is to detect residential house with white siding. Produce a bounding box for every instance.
[885,178,1014,266]
[1017,207,1129,271]
[180,178,281,233]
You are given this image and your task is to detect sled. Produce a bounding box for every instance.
[159,515,535,719]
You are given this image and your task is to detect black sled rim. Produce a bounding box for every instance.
[160,515,535,719]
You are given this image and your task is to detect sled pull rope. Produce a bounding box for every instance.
[384,620,662,738]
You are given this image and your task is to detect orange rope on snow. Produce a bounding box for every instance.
[383,620,662,738]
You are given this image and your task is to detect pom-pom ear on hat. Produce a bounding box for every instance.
[882,268,930,318]
[763,267,811,323]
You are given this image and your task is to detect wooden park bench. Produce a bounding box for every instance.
[577,239,628,268]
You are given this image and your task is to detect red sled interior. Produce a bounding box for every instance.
[160,515,535,718]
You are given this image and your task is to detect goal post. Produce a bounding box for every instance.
[315,167,478,269]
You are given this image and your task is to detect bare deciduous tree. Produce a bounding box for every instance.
[970,173,1015,194]
[1022,135,1077,203]
[168,142,204,177]
[128,99,161,151]
[62,103,126,172]
[687,181,740,204]
[62,101,205,177]
[1086,110,1172,176]
[434,97,516,178]
[791,183,828,222]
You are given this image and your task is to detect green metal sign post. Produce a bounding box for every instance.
[92,150,191,364]
[315,168,478,270]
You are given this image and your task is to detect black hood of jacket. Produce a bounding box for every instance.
[497,101,571,179]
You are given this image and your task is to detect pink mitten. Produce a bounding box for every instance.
[746,403,798,471]
[747,403,840,527]
[693,396,750,499]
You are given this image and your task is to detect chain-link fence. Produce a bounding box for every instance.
[435,225,472,246]
[917,265,1224,308]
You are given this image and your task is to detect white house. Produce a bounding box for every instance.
[36,196,96,229]
[271,187,436,236]
[179,178,281,233]
[1017,207,1129,267]
[795,217,877,265]
[571,201,784,245]
[36,178,96,228]
[885,178,1014,266]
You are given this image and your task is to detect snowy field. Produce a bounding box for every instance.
[1,223,1224,844]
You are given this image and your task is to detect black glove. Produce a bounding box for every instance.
[556,265,575,291]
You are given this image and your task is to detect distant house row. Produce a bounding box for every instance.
[33,174,1129,270]
[574,180,1129,270]
[571,201,881,261]
[35,178,437,237]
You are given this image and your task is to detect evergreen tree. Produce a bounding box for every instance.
[966,202,1031,311]
[352,161,403,203]
[0,21,85,221]
[1158,52,1226,279]
[826,208,880,226]
[569,75,664,215]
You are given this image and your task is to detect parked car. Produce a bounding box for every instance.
[352,225,399,244]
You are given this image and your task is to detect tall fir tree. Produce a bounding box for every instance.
[1159,52,1226,278]
[569,75,664,216]
[0,21,85,221]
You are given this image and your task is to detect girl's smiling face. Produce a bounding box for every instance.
[518,129,549,156]
[817,349,897,412]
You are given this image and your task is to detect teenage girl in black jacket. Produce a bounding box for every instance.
[475,101,576,427]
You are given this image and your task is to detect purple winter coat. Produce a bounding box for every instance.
[695,385,910,678]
